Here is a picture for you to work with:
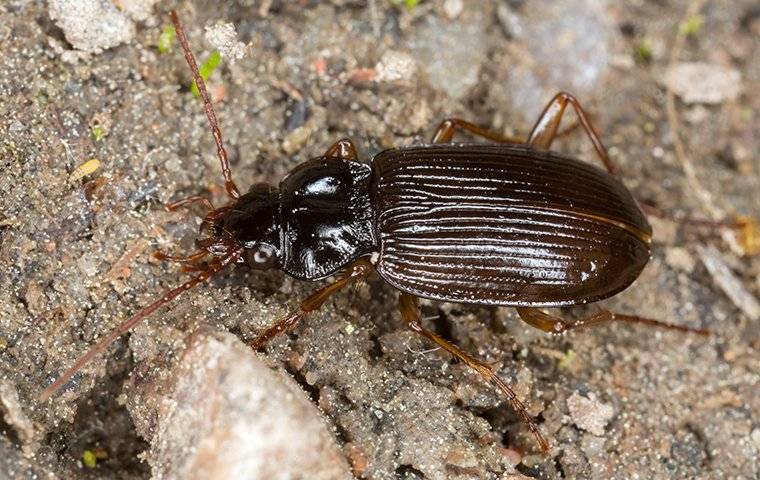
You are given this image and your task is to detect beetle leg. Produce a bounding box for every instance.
[249,259,374,350]
[527,92,616,175]
[398,293,550,453]
[166,195,215,212]
[323,138,359,160]
[515,307,710,336]
[153,249,208,264]
[431,118,523,144]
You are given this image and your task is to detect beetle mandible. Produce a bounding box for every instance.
[41,10,714,453]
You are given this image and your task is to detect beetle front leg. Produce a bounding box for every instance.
[323,138,359,160]
[398,293,550,453]
[515,307,710,336]
[250,259,374,350]
[527,92,617,175]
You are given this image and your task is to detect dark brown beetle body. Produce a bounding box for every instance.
[225,143,651,306]
[372,143,651,307]
[41,11,715,455]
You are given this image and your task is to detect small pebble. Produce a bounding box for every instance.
[567,391,613,436]
[443,0,464,20]
[374,50,418,84]
[205,23,246,64]
[149,330,352,480]
[48,0,135,53]
[665,247,695,274]
[496,3,523,39]
[664,62,742,104]
[751,428,760,451]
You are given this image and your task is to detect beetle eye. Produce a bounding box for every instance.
[247,243,277,269]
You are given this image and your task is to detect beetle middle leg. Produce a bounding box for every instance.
[431,118,523,144]
[399,293,550,452]
[515,307,710,336]
[249,259,374,350]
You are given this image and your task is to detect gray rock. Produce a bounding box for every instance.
[407,1,487,100]
[501,0,614,120]
[664,62,742,104]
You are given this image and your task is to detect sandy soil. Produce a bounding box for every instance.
[1,1,759,479]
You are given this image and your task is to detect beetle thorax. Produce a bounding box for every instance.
[278,156,377,280]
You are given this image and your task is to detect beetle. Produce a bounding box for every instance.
[41,10,714,453]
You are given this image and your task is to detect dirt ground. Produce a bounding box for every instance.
[1,0,759,479]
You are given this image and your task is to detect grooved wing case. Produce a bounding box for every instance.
[371,144,651,307]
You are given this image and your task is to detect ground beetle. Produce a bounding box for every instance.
[42,11,715,453]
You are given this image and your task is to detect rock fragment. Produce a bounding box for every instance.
[205,23,246,64]
[664,62,742,104]
[0,381,37,448]
[147,330,352,480]
[48,0,135,53]
[501,0,614,119]
[375,50,418,84]
[407,2,487,99]
[567,391,614,436]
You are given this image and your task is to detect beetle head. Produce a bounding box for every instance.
[198,183,282,270]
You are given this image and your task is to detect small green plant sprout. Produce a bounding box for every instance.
[91,125,105,142]
[390,0,421,10]
[190,50,222,98]
[558,349,577,370]
[634,38,653,63]
[157,25,176,54]
[82,450,97,468]
[82,448,108,468]
[679,14,704,37]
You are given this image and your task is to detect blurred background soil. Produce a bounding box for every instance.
[1,0,759,479]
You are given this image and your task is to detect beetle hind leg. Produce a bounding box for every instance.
[516,307,710,336]
[398,293,550,453]
[431,118,523,144]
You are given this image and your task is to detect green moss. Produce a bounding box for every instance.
[634,38,653,63]
[679,14,704,37]
[157,25,176,54]
[190,50,222,98]
[82,450,97,468]
[91,125,105,142]
[390,0,422,10]
[558,349,576,370]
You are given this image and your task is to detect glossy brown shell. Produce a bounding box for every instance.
[371,144,652,307]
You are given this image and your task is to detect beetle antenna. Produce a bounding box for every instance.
[40,249,243,402]
[170,10,241,200]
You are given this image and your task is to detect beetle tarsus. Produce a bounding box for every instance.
[516,307,710,336]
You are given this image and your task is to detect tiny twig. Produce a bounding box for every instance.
[664,0,741,254]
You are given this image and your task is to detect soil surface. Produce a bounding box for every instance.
[1,1,759,479]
